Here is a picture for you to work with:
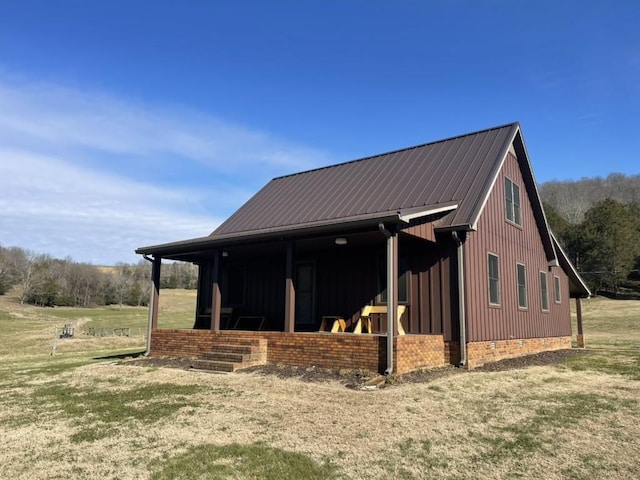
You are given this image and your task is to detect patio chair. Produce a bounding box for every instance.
[354,305,406,335]
[232,315,266,331]
[318,316,346,333]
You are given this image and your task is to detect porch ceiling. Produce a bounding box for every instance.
[161,228,435,264]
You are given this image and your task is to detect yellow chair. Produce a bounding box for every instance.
[319,316,346,332]
[354,305,406,335]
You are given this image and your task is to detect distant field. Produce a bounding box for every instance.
[0,290,638,480]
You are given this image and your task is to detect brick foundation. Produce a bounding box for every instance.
[444,341,461,365]
[150,329,445,374]
[465,336,572,369]
[394,335,445,374]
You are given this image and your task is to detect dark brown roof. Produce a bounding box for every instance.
[212,123,519,237]
[137,122,555,264]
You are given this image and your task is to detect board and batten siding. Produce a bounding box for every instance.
[464,151,571,342]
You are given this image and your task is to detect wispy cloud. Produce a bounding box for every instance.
[0,74,329,173]
[0,148,221,264]
[0,73,332,264]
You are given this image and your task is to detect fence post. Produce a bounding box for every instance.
[51,326,57,356]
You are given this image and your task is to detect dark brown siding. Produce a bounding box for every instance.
[402,221,436,242]
[406,237,457,338]
[313,245,380,328]
[464,152,571,342]
[198,237,456,336]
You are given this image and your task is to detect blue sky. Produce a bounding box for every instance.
[1,1,638,265]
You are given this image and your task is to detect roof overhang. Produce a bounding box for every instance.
[551,232,591,298]
[398,202,458,223]
[136,202,460,260]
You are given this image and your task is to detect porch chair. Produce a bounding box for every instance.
[220,307,234,329]
[354,305,406,335]
[196,306,233,329]
[232,315,266,330]
[318,316,346,333]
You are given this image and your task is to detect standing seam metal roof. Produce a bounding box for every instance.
[211,123,519,237]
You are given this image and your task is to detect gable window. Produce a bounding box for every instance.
[554,275,561,303]
[517,263,527,309]
[488,253,500,306]
[540,271,549,311]
[504,177,522,226]
[378,257,409,304]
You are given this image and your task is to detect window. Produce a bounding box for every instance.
[540,271,549,311]
[504,177,522,225]
[488,253,500,305]
[517,263,527,309]
[378,257,409,304]
[554,276,561,303]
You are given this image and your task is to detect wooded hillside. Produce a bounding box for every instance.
[540,173,640,296]
[0,246,198,307]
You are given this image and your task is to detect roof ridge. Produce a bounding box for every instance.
[272,121,520,181]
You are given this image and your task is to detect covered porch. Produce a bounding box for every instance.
[138,208,461,373]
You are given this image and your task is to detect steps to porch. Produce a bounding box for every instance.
[192,337,267,373]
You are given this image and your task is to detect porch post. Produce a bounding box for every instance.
[576,297,585,348]
[284,241,295,333]
[149,256,161,330]
[210,250,222,332]
[386,232,397,373]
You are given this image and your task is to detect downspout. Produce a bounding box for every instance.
[378,222,396,375]
[452,232,467,367]
[142,254,155,356]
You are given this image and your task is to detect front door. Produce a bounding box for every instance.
[295,261,316,331]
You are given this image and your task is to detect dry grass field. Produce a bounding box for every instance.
[0,289,638,479]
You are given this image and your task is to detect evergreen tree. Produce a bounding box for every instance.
[581,199,639,294]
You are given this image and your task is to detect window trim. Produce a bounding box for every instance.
[487,252,501,307]
[516,263,527,310]
[539,271,550,312]
[553,275,561,304]
[504,176,522,226]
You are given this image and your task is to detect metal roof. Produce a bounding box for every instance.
[212,123,519,237]
[137,122,559,264]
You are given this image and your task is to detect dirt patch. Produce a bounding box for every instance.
[121,349,592,387]
[472,348,592,372]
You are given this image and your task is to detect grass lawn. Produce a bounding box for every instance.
[0,290,638,479]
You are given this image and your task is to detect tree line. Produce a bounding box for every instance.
[541,173,640,296]
[2,172,638,305]
[0,246,198,307]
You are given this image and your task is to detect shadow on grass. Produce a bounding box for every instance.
[93,350,146,361]
[150,442,343,480]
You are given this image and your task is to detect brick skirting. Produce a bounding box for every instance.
[465,336,572,369]
[150,329,445,374]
